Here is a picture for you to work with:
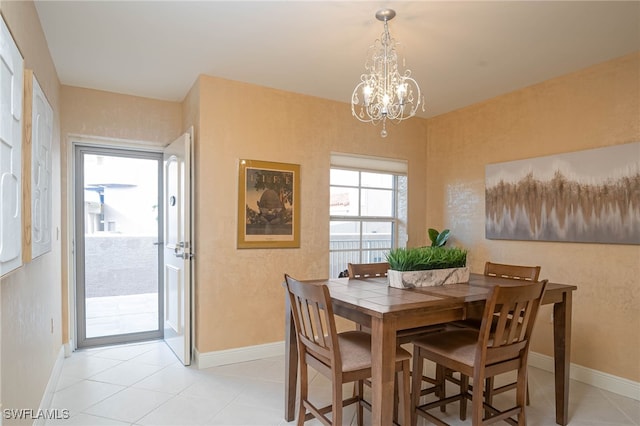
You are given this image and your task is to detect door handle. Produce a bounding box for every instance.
[174,247,193,260]
[174,243,193,259]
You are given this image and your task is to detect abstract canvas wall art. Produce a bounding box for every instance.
[486,142,639,244]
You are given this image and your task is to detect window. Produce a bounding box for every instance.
[329,154,407,278]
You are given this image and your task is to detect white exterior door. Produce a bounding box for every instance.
[0,16,24,276]
[163,132,192,365]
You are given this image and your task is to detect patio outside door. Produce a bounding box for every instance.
[75,146,163,348]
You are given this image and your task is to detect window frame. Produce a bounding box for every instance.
[329,165,407,277]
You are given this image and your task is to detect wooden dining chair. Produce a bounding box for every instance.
[411,280,548,426]
[284,274,412,425]
[484,261,541,282]
[482,261,541,406]
[438,261,541,411]
[347,262,389,279]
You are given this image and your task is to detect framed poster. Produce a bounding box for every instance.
[237,159,300,248]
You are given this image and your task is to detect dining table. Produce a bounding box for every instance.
[284,273,577,425]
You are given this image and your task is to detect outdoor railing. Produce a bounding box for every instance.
[329,235,391,278]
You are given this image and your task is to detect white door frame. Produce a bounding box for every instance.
[73,144,164,347]
[66,135,171,351]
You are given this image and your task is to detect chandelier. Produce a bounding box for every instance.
[351,9,424,137]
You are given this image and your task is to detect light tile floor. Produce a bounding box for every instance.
[46,340,639,425]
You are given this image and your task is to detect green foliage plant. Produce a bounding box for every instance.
[386,246,467,272]
[428,228,450,247]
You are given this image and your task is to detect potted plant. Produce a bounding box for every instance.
[385,246,469,288]
[428,228,450,247]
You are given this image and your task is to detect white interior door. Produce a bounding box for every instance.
[163,132,192,365]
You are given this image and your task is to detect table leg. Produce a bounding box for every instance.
[370,316,397,425]
[553,291,572,426]
[284,293,297,422]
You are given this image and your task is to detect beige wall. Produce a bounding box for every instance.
[193,75,428,352]
[61,86,183,145]
[0,1,62,422]
[426,53,640,382]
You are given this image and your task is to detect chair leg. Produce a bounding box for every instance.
[484,377,494,419]
[397,359,411,426]
[459,373,469,421]
[394,375,399,424]
[436,365,446,413]
[298,362,308,426]
[411,349,423,426]
[356,380,364,426]
[332,376,342,426]
[516,368,528,426]
[471,372,484,426]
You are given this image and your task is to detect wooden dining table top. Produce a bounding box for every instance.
[312,273,576,318]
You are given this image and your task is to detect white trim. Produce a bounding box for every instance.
[34,346,65,425]
[69,134,166,152]
[529,351,640,401]
[195,345,639,401]
[195,342,284,369]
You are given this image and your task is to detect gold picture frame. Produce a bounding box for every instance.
[237,159,300,248]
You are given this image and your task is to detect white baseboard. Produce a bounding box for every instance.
[196,344,639,401]
[34,346,66,425]
[529,351,640,401]
[195,341,284,369]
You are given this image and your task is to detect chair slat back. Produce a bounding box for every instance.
[348,262,390,279]
[484,261,541,281]
[478,280,547,365]
[284,274,339,366]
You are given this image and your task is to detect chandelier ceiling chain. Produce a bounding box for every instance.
[351,8,425,137]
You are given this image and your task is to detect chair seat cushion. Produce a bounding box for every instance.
[412,329,479,368]
[338,331,411,372]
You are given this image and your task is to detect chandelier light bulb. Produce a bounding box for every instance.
[351,8,425,138]
[363,85,373,106]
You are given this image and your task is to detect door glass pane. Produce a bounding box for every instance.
[83,153,160,338]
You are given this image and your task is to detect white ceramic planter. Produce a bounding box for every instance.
[388,267,470,289]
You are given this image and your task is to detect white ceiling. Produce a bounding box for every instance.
[34,1,640,118]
